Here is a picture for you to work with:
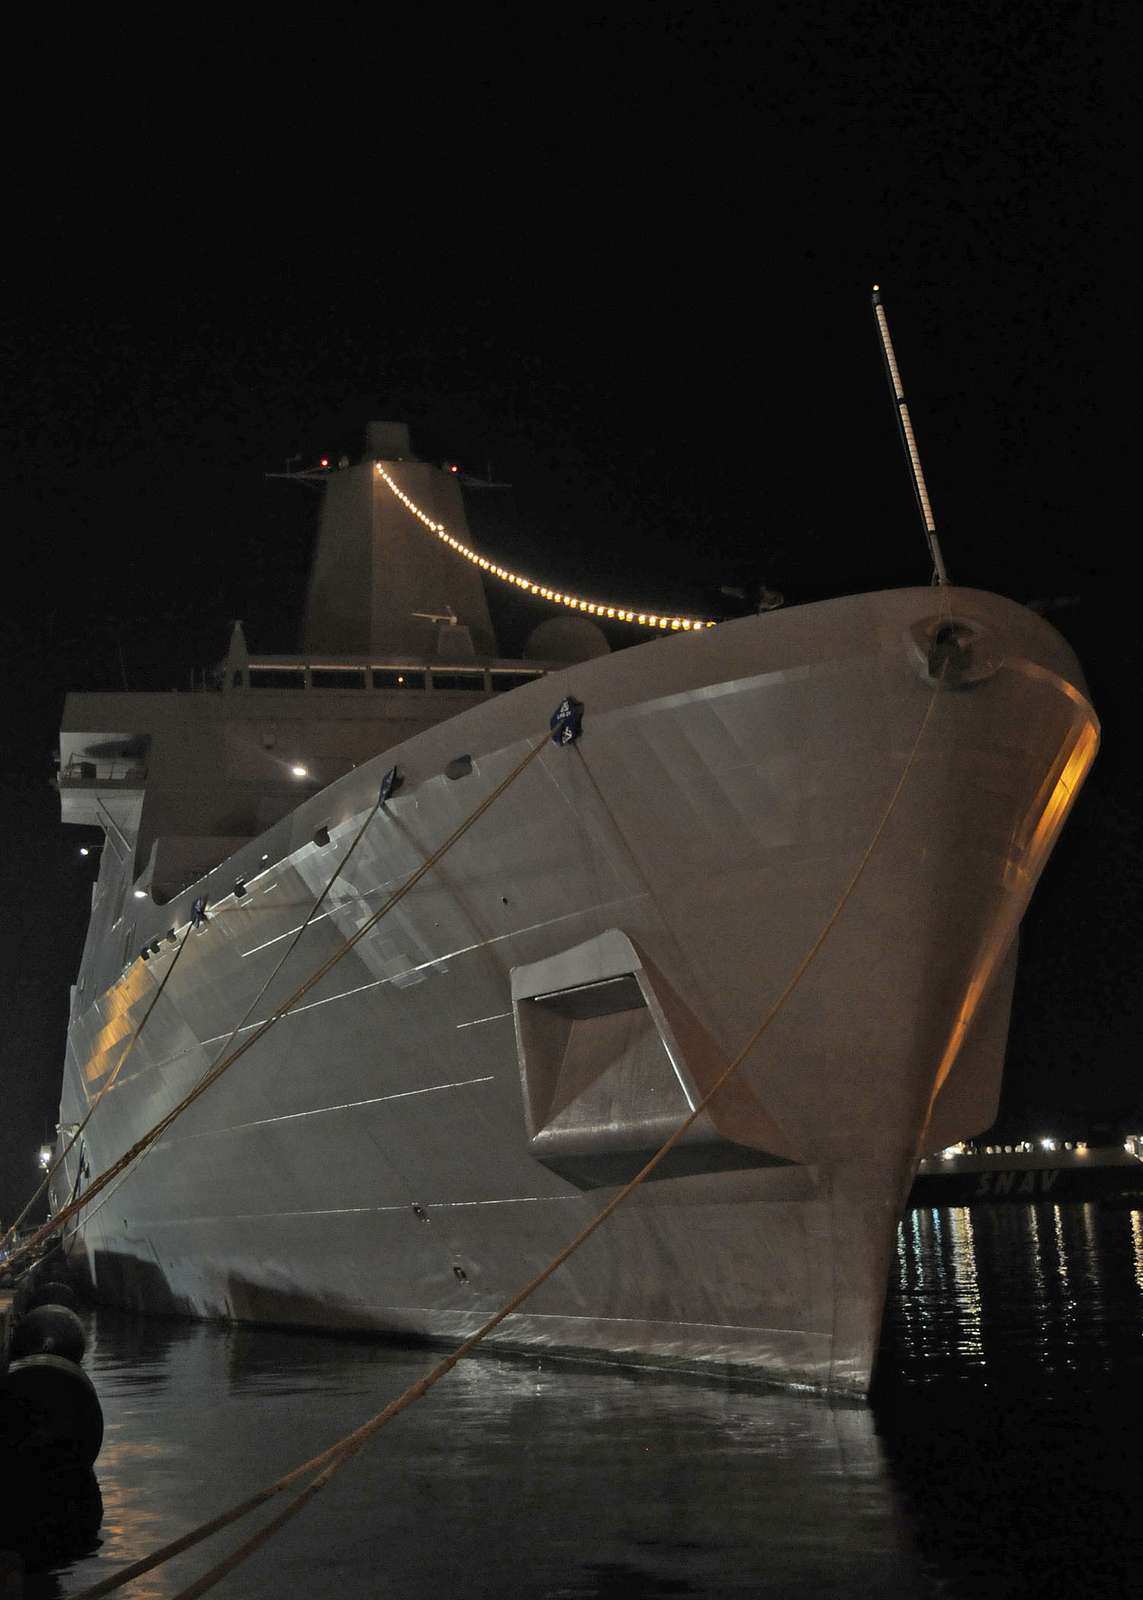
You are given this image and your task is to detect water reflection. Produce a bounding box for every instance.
[0,1467,102,1592]
[947,1207,984,1364]
[877,1202,1143,1597]
[37,1313,927,1599]
[886,1201,1143,1387]
[23,1203,1143,1598]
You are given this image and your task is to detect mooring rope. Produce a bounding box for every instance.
[45,775,403,1252]
[0,928,192,1260]
[4,738,546,1278]
[3,772,389,1270]
[70,665,946,1600]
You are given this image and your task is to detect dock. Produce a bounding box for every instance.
[909,1140,1143,1206]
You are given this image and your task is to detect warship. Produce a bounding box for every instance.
[48,411,1097,1394]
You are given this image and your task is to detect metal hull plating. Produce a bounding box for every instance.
[55,588,1096,1393]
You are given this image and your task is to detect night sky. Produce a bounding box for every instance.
[1,6,1132,1223]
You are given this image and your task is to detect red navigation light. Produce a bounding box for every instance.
[449,463,460,474]
[320,457,330,468]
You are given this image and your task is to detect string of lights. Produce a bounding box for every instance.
[375,465,717,632]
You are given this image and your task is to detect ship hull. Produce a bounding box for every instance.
[55,588,1097,1394]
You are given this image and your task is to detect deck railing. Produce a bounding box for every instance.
[227,657,549,694]
[56,759,148,789]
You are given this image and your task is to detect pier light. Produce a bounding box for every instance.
[1040,1138,1057,1152]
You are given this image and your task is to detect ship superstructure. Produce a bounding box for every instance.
[50,422,1097,1393]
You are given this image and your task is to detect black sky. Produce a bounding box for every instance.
[0,4,1133,1221]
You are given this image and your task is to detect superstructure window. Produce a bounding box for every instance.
[492,671,544,693]
[431,669,486,692]
[311,669,367,689]
[249,668,306,689]
[372,669,425,690]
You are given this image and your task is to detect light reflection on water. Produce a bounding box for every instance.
[36,1324,924,1600]
[884,1201,1143,1387]
[28,1203,1143,1599]
[877,1202,1143,1596]
[948,1206,983,1362]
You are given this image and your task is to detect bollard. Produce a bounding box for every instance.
[0,1292,15,1375]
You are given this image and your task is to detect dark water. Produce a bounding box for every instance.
[21,1203,1143,1599]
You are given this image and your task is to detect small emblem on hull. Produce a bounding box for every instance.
[550,697,584,746]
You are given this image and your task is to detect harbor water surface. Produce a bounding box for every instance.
[27,1202,1143,1598]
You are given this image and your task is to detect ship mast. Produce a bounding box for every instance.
[871,286,950,586]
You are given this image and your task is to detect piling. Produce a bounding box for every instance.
[0,1270,102,1585]
[1,1290,22,1593]
[0,1548,22,1597]
[0,1291,14,1373]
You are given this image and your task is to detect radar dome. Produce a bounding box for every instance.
[524,616,611,663]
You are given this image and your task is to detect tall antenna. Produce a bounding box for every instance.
[871,286,950,586]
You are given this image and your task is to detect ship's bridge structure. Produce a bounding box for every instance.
[56,424,577,930]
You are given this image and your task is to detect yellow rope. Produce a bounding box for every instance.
[48,779,399,1251]
[0,929,191,1259]
[71,672,943,1600]
[4,738,545,1279]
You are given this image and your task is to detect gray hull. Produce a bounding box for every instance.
[54,587,1096,1394]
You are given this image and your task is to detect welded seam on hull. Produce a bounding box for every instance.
[595,659,826,729]
[455,1310,828,1339]
[330,1306,824,1340]
[239,894,638,967]
[93,900,637,1096]
[155,1075,497,1146]
[127,1194,583,1223]
[455,1010,512,1029]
